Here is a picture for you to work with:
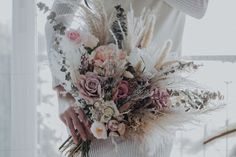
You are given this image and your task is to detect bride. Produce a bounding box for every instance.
[45,0,208,156]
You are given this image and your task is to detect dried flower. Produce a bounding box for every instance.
[101,106,116,123]
[123,71,134,79]
[90,121,107,139]
[92,100,120,122]
[67,31,81,42]
[118,102,132,113]
[66,29,99,48]
[91,45,115,65]
[90,44,126,65]
[113,81,129,101]
[83,33,99,49]
[150,88,170,109]
[76,72,102,103]
[118,51,127,60]
[107,120,119,132]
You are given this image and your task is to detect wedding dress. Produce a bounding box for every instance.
[45,0,208,156]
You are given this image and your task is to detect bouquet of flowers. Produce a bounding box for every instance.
[38,1,223,157]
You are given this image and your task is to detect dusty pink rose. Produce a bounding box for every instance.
[118,51,127,60]
[67,31,81,42]
[150,88,170,109]
[76,72,102,103]
[107,120,119,132]
[91,45,114,65]
[107,120,126,136]
[113,81,129,101]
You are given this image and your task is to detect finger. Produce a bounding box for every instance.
[71,113,87,141]
[76,108,92,139]
[85,119,92,133]
[77,108,90,128]
[82,122,93,140]
[72,111,92,140]
[65,117,78,144]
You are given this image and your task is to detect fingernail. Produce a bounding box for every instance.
[74,139,78,144]
[86,121,91,129]
[80,135,85,141]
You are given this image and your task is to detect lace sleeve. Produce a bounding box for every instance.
[164,0,209,19]
[45,1,77,88]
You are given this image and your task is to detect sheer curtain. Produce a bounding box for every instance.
[0,0,12,156]
[11,0,37,157]
[0,0,37,157]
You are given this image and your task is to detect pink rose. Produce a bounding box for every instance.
[76,72,102,103]
[118,51,126,60]
[113,81,129,101]
[91,44,126,65]
[107,120,126,136]
[107,120,119,132]
[91,45,114,65]
[150,88,169,109]
[67,31,81,42]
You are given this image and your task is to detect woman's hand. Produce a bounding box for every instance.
[55,85,93,144]
[59,106,92,144]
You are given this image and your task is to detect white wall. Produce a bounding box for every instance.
[182,0,236,55]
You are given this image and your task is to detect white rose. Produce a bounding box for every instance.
[90,121,107,139]
[83,33,99,48]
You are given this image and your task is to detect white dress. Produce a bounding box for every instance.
[45,0,208,156]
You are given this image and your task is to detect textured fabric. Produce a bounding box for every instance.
[45,2,75,89]
[89,137,173,157]
[45,0,208,156]
[164,0,208,19]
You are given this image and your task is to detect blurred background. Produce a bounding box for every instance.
[0,0,236,157]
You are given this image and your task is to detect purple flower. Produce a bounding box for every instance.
[76,72,102,103]
[67,30,81,42]
[150,88,169,109]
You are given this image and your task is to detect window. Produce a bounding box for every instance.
[1,0,37,157]
[172,1,236,157]
[0,0,12,156]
